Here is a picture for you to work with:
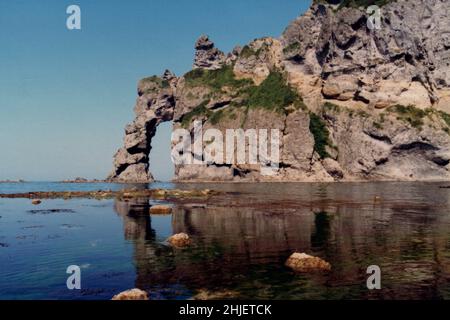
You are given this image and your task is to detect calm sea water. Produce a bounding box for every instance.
[1,182,450,300]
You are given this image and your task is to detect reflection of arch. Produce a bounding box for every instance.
[113,187,450,299]
[114,198,154,241]
[113,197,176,292]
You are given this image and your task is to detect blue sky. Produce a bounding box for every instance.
[0,0,311,181]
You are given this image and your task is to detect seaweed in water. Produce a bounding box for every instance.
[27,209,76,215]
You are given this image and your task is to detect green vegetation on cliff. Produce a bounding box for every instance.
[184,66,251,92]
[323,102,341,113]
[240,46,258,59]
[245,72,303,113]
[382,105,450,134]
[387,104,428,129]
[309,113,332,159]
[435,110,450,135]
[181,65,307,129]
[140,76,169,88]
[239,44,269,59]
[180,100,211,128]
[283,42,301,55]
[180,101,233,128]
[438,111,450,127]
[183,66,306,126]
[139,76,170,94]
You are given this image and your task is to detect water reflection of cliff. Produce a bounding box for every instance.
[113,183,450,300]
[114,198,154,241]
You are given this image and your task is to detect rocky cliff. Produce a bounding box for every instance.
[108,0,450,183]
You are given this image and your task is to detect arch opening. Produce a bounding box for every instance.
[148,121,174,182]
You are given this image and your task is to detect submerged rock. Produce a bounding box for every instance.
[285,253,331,273]
[167,233,192,247]
[150,205,172,215]
[112,288,149,300]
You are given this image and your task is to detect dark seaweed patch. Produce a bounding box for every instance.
[27,209,76,215]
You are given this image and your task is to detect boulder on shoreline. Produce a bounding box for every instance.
[168,233,192,247]
[112,288,149,300]
[285,253,331,273]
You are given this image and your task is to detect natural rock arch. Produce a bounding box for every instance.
[108,36,228,183]
[107,70,177,183]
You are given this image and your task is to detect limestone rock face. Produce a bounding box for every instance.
[109,0,450,183]
[193,35,226,70]
[322,105,450,181]
[281,0,450,110]
[233,37,282,85]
